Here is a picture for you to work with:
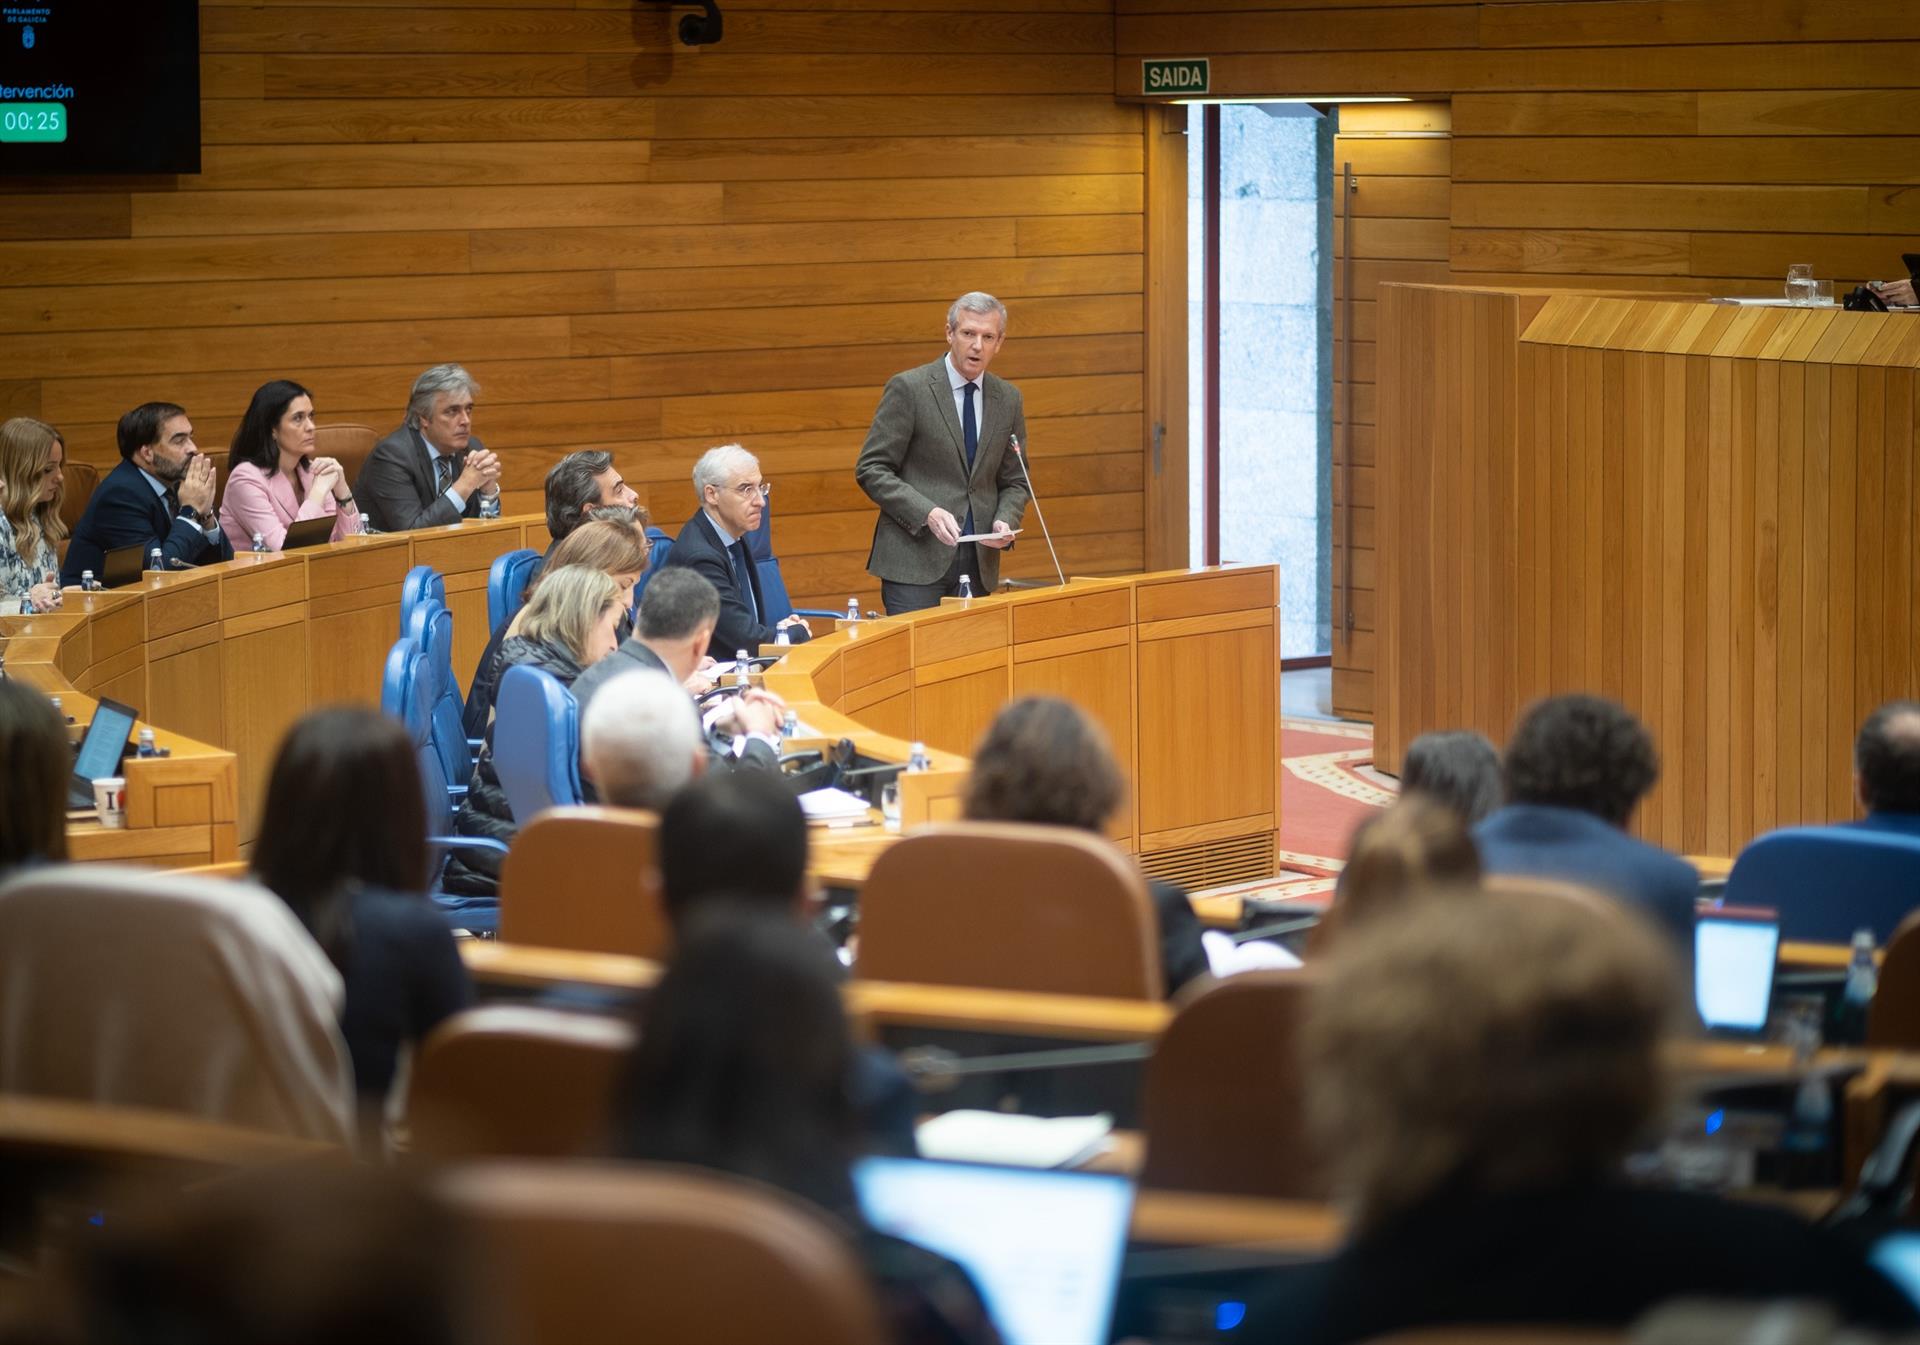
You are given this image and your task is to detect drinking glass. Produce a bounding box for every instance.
[1785,264,1815,305]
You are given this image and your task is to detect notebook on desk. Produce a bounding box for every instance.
[854,1157,1134,1345]
[1696,908,1781,1039]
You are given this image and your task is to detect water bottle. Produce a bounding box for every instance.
[781,708,798,740]
[958,574,974,600]
[136,727,157,758]
[79,570,96,592]
[479,492,501,520]
[251,532,266,554]
[733,649,752,689]
[845,596,860,625]
[147,547,164,572]
[1779,1002,1834,1187]
[908,740,931,773]
[773,626,790,647]
[1835,928,1879,1043]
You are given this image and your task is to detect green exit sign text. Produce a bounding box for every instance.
[1142,59,1209,97]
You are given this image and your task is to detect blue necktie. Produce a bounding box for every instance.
[962,381,978,535]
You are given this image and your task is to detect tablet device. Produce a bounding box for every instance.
[853,1157,1134,1345]
[280,516,337,551]
[67,697,138,809]
[1695,909,1780,1037]
[101,542,149,588]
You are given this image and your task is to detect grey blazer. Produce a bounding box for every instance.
[355,424,485,534]
[854,356,1031,590]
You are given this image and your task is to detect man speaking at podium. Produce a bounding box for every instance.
[855,292,1031,615]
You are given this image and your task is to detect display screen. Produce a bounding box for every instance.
[0,1,199,173]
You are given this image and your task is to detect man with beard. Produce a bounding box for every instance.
[63,402,234,583]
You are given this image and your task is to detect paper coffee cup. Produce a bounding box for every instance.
[93,776,127,828]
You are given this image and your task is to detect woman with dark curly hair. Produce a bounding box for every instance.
[962,696,1209,996]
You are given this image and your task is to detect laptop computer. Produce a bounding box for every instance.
[1695,907,1781,1038]
[101,542,149,588]
[67,697,139,809]
[853,1157,1135,1345]
[1872,1231,1920,1309]
[280,515,336,551]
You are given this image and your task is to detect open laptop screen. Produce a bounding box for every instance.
[1695,913,1780,1033]
[853,1158,1134,1345]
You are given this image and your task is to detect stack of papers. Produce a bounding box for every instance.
[915,1111,1115,1169]
[798,786,873,826]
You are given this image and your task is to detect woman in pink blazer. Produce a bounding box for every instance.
[219,379,363,551]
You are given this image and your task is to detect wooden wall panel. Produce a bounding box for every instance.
[5,1,1147,617]
[1125,0,1920,725]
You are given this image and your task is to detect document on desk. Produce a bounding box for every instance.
[916,1111,1115,1169]
[954,529,1022,543]
[799,786,873,826]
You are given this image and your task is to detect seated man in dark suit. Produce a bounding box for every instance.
[661,444,811,660]
[571,567,784,779]
[353,364,500,533]
[1850,700,1920,836]
[1474,693,1698,965]
[62,402,234,584]
[541,449,638,565]
[579,669,709,813]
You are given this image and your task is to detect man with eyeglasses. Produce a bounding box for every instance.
[663,443,811,659]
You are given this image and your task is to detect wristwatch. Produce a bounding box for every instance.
[176,503,202,525]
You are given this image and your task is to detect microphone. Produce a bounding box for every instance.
[1007,434,1066,588]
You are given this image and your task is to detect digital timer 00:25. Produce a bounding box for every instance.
[0,102,67,142]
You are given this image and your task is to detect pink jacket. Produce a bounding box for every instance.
[219,459,363,552]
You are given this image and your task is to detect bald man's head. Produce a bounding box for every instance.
[1856,701,1920,815]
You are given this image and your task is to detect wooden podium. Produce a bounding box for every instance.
[1376,285,1920,855]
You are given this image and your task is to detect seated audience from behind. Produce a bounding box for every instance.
[963,696,1209,997]
[252,706,472,1133]
[219,379,364,551]
[571,566,784,771]
[580,670,706,812]
[614,910,1001,1345]
[1475,693,1697,962]
[1850,700,1920,835]
[1399,728,1503,825]
[22,1164,475,1345]
[462,518,651,740]
[0,680,69,881]
[62,400,234,584]
[1314,796,1480,952]
[1249,889,1916,1343]
[0,416,68,613]
[442,565,624,896]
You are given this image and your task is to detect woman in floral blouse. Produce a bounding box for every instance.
[0,417,67,614]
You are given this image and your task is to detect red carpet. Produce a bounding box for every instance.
[1208,716,1396,908]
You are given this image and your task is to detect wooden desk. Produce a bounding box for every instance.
[1376,285,1920,857]
[2,516,545,865]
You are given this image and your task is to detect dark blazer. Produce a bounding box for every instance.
[1848,811,1920,838]
[355,423,486,534]
[1248,1183,1918,1344]
[62,459,234,584]
[1475,803,1698,969]
[569,635,780,792]
[662,508,810,660]
[336,886,473,1113]
[854,355,1031,591]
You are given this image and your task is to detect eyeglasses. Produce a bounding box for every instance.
[727,481,771,501]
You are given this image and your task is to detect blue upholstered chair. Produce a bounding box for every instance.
[745,496,838,625]
[628,527,675,607]
[399,565,445,638]
[401,649,504,935]
[1724,825,1920,944]
[487,548,542,640]
[493,664,583,825]
[380,634,419,724]
[407,598,476,799]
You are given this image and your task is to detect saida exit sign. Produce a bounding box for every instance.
[1142,59,1209,96]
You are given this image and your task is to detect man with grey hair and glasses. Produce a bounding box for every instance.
[855,291,1031,614]
[355,362,502,533]
[663,443,811,659]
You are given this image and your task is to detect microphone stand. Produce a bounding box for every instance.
[1007,434,1066,587]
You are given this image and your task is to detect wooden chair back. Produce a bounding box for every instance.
[407,1006,632,1160]
[1141,969,1324,1199]
[1869,909,1920,1049]
[58,459,100,536]
[855,821,1163,1000]
[441,1162,888,1345]
[315,422,378,488]
[498,806,668,958]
